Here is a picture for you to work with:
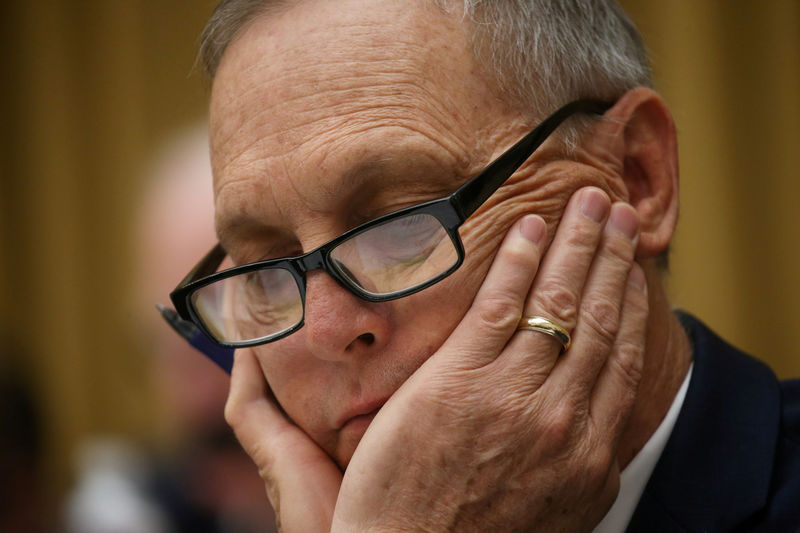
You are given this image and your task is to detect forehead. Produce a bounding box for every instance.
[208,0,518,245]
[211,0,478,126]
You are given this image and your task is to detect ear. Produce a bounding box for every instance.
[601,87,679,259]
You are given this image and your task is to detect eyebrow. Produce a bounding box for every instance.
[341,151,464,210]
[215,143,468,250]
[215,214,262,253]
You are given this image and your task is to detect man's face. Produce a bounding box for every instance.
[210,0,613,468]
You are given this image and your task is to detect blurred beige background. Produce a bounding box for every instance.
[0,0,798,516]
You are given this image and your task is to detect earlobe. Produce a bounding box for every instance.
[607,88,680,259]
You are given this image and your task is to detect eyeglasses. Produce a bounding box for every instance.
[169,99,611,348]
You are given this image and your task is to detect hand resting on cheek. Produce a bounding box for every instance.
[226,186,648,533]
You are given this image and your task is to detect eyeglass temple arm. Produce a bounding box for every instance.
[174,242,228,290]
[165,243,234,374]
[450,99,612,220]
[157,304,234,374]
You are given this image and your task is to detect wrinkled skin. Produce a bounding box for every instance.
[212,0,691,531]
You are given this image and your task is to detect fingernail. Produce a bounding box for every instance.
[609,203,639,240]
[580,188,610,223]
[519,215,546,245]
[629,263,647,292]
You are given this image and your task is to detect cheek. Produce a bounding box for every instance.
[251,345,334,436]
[454,163,612,265]
[397,282,473,343]
[247,295,467,458]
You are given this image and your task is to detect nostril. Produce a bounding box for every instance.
[345,332,375,352]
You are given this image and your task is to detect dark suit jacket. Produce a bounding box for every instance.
[626,313,800,532]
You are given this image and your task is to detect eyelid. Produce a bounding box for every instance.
[217,215,302,260]
[224,190,453,267]
[352,191,452,225]
[252,245,304,265]
[224,239,302,267]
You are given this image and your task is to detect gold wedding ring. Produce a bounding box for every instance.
[517,316,572,353]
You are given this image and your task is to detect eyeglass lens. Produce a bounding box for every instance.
[191,212,459,343]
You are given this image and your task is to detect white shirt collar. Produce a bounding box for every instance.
[593,363,694,533]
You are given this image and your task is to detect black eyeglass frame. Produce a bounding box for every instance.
[170,99,612,348]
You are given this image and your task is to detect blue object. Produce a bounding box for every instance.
[157,304,234,374]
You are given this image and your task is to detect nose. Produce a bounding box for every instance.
[301,269,391,362]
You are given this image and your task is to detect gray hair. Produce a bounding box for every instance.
[199,0,664,264]
[199,0,651,122]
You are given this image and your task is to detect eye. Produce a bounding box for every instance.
[356,214,445,263]
[220,224,303,266]
[328,212,458,295]
[243,268,296,298]
[235,268,302,326]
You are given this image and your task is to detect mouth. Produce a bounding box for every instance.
[336,397,388,432]
[341,408,381,437]
[331,399,388,469]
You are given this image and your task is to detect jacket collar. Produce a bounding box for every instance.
[626,312,781,532]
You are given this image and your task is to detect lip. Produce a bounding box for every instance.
[336,397,389,430]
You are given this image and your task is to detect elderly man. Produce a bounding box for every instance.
[168,0,799,531]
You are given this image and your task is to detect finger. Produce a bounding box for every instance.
[503,187,610,374]
[226,350,341,533]
[547,202,640,398]
[225,348,289,455]
[589,262,648,443]
[441,214,546,368]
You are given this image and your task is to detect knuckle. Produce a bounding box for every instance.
[542,402,575,450]
[564,223,599,251]
[502,233,540,265]
[602,233,635,264]
[581,299,621,347]
[610,341,645,391]
[475,293,521,333]
[536,281,579,327]
[583,448,614,488]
